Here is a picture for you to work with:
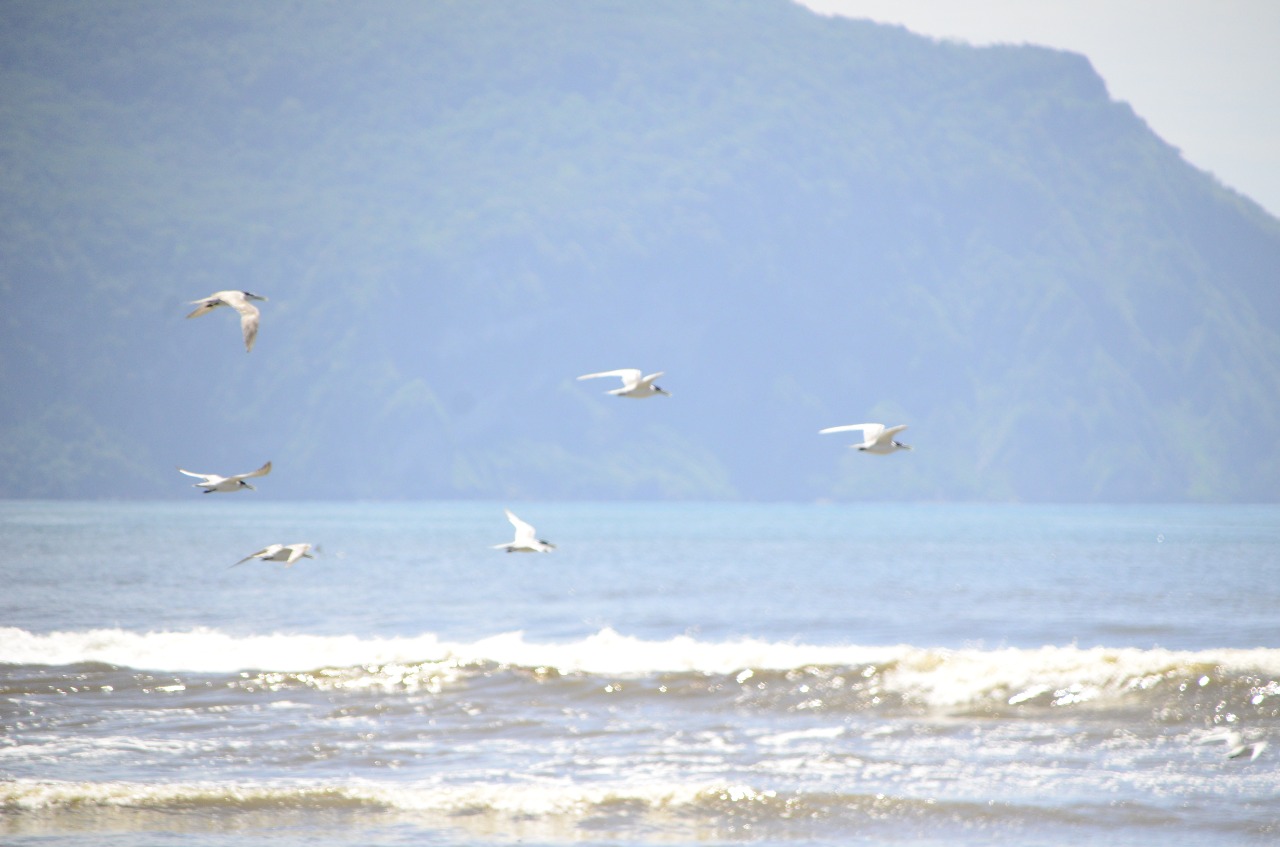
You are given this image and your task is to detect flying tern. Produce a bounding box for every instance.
[231,542,316,568]
[1198,729,1268,761]
[493,508,556,553]
[187,290,268,352]
[576,368,670,398]
[177,460,272,493]
[819,423,912,454]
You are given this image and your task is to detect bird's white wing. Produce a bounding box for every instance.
[176,467,213,480]
[818,423,876,436]
[230,545,278,568]
[639,371,665,384]
[577,368,641,382]
[238,308,260,352]
[185,296,223,319]
[284,544,312,565]
[1198,730,1239,745]
[878,424,908,441]
[505,508,537,542]
[235,461,272,480]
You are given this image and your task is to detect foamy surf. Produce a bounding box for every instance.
[1,775,1264,845]
[0,777,775,815]
[3,626,1277,711]
[7,500,1277,846]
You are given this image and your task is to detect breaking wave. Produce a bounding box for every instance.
[0,777,1250,840]
[3,626,1277,715]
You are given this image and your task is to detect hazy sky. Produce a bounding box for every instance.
[798,0,1280,218]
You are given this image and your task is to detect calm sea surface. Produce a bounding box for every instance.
[1,500,1277,845]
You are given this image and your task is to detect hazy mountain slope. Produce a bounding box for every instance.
[2,0,1277,501]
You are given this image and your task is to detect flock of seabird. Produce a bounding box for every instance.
[175,289,1269,762]
[180,288,911,564]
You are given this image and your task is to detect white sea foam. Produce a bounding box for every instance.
[0,776,779,817]
[0,626,449,675]
[2,626,1277,709]
[0,625,897,675]
[755,726,847,747]
[0,777,799,846]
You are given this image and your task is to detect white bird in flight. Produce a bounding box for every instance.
[186,290,268,352]
[493,508,556,553]
[1198,728,1268,762]
[819,423,912,454]
[230,542,316,568]
[177,461,272,493]
[577,368,670,398]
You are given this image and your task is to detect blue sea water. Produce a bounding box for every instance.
[1,500,1278,845]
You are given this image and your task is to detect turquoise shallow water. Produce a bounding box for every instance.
[1,501,1278,845]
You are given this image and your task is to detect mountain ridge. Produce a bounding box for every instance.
[1,0,1277,501]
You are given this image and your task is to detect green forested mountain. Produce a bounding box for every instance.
[2,0,1278,501]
